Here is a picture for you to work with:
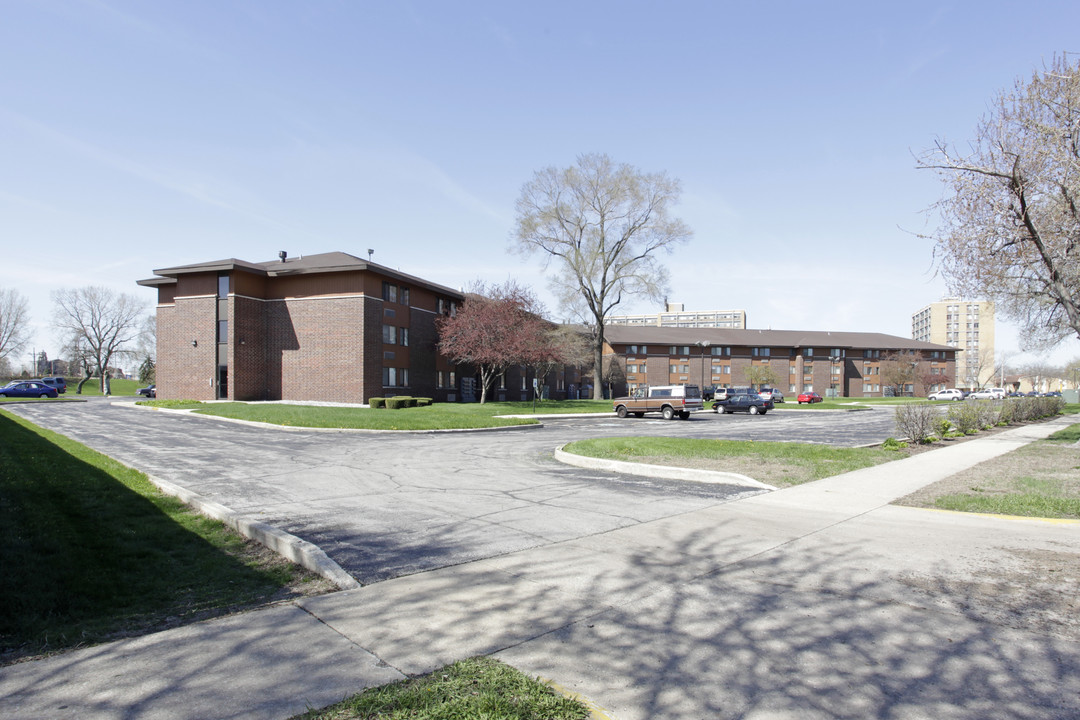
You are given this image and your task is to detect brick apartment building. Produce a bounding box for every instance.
[138,251,586,404]
[603,326,957,398]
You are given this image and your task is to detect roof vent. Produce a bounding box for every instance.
[278,251,287,263]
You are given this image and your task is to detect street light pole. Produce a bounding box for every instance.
[696,340,711,393]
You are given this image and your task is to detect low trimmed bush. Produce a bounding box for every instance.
[416,397,433,407]
[894,402,938,443]
[933,417,952,439]
[947,402,982,435]
[368,398,386,409]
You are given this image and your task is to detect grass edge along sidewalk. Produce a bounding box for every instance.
[563,422,1080,519]
[288,656,594,720]
[0,409,330,664]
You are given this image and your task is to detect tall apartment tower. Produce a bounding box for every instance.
[912,298,995,389]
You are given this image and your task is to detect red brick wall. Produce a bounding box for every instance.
[157,296,217,400]
[231,296,267,401]
[265,296,370,403]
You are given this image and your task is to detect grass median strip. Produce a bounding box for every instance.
[141,399,612,430]
[563,437,902,487]
[0,410,331,663]
[896,423,1080,519]
[291,656,591,720]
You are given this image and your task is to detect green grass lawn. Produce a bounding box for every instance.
[67,377,143,396]
[563,436,903,486]
[0,409,323,661]
[920,423,1080,518]
[291,656,590,720]
[140,398,613,430]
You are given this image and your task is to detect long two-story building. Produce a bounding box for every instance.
[602,326,957,398]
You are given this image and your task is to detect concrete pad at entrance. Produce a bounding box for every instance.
[497,571,1080,720]
[298,562,616,678]
[0,604,403,720]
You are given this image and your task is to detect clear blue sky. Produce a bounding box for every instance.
[3,0,1079,370]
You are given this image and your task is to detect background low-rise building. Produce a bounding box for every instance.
[603,326,956,398]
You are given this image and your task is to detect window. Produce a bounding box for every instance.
[400,328,409,347]
[753,347,770,357]
[790,365,797,375]
[382,367,408,387]
[217,274,229,298]
[804,364,814,374]
[803,348,814,358]
[711,346,731,356]
[217,320,228,343]
[521,374,527,390]
[382,282,398,303]
[401,287,410,306]
[437,371,457,388]
[384,308,396,318]
[382,325,397,344]
[669,346,690,356]
[832,365,842,376]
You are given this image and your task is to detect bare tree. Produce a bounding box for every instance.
[1017,361,1058,394]
[511,153,692,399]
[0,287,31,366]
[881,350,921,397]
[52,287,145,395]
[918,54,1080,348]
[524,324,590,401]
[958,346,999,389]
[1064,355,1080,389]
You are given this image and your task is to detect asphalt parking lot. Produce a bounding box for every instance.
[6,401,898,584]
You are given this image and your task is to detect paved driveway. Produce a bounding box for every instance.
[6,401,898,584]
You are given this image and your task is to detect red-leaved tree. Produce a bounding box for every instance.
[436,281,550,404]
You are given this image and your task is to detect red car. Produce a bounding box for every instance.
[797,392,823,404]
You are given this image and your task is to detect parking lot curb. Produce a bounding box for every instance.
[553,445,775,490]
[144,472,361,590]
[122,402,545,434]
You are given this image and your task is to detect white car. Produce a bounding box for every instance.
[968,387,1005,400]
[928,388,964,401]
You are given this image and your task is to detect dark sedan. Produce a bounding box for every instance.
[713,393,773,415]
[0,381,59,399]
[137,384,156,398]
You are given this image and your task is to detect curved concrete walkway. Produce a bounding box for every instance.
[1,416,1078,719]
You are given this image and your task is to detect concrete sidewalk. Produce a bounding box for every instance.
[2,417,1078,719]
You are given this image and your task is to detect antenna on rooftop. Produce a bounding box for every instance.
[367,249,374,261]
[278,250,287,263]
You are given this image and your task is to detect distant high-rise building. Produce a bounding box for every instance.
[607,303,747,329]
[912,298,995,389]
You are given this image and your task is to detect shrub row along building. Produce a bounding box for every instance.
[139,251,957,403]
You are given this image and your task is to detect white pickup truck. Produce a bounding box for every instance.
[612,385,704,420]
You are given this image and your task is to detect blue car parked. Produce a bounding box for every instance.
[0,380,59,398]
